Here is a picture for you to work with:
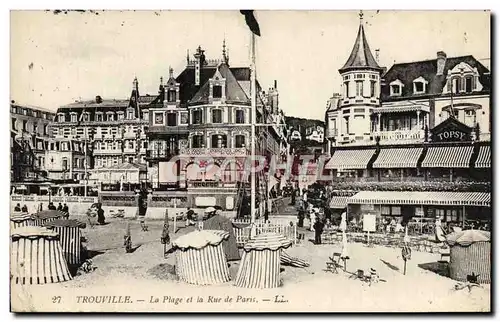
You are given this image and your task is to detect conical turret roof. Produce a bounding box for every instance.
[339,21,381,73]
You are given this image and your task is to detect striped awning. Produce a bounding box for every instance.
[348,191,490,207]
[421,146,474,168]
[475,145,491,168]
[329,196,349,209]
[325,149,376,170]
[373,147,423,168]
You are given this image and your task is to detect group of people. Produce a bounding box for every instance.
[13,202,70,219]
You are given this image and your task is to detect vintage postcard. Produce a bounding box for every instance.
[9,9,491,313]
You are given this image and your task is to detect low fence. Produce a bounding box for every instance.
[232,218,298,246]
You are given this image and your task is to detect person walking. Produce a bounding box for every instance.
[62,203,69,219]
[97,204,106,225]
[313,217,325,245]
[57,203,63,211]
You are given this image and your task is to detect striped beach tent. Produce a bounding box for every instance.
[33,210,66,226]
[10,212,36,231]
[172,230,230,286]
[446,230,491,284]
[235,233,292,289]
[44,219,87,267]
[11,226,72,285]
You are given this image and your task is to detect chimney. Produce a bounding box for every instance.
[375,49,380,63]
[193,46,204,86]
[436,51,447,76]
[274,80,277,89]
[95,95,102,104]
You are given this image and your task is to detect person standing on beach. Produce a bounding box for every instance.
[313,217,324,245]
[14,203,21,212]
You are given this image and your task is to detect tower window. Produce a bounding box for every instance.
[167,113,177,126]
[192,110,203,124]
[212,109,222,123]
[344,81,350,98]
[213,85,222,98]
[235,110,245,124]
[355,81,363,97]
[370,80,376,97]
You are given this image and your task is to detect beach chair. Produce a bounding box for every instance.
[349,269,369,282]
[140,218,149,232]
[326,252,341,273]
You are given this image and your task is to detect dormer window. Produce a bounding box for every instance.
[58,113,65,123]
[355,81,363,97]
[95,113,103,122]
[413,76,428,94]
[390,79,404,96]
[167,89,177,102]
[465,76,473,93]
[70,113,77,123]
[213,85,222,99]
[445,62,483,95]
[192,110,203,125]
[127,109,134,119]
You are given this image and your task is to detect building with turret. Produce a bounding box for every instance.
[323,12,491,230]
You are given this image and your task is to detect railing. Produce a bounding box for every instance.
[10,195,98,204]
[147,149,178,159]
[179,147,247,157]
[187,181,239,188]
[93,149,122,155]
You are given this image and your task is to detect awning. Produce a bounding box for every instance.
[329,196,349,209]
[348,191,490,207]
[373,147,423,168]
[421,146,473,168]
[325,149,376,170]
[475,145,491,168]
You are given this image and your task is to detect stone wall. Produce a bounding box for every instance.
[10,195,98,215]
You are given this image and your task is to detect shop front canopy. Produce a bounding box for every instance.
[421,145,474,168]
[475,145,491,168]
[329,196,349,209]
[325,149,376,170]
[372,147,423,168]
[348,191,490,207]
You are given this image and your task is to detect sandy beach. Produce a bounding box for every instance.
[10,215,491,313]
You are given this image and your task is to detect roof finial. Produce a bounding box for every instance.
[359,10,364,24]
[186,49,190,64]
[169,66,174,78]
[160,76,163,86]
[133,76,138,90]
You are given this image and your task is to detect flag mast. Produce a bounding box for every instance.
[250,31,257,232]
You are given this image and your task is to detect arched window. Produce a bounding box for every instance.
[235,135,246,148]
[192,135,203,148]
[211,134,227,148]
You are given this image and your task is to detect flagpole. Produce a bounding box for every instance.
[250,32,257,235]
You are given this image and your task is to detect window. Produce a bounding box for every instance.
[391,85,401,95]
[143,141,148,149]
[154,112,164,125]
[192,110,203,124]
[180,112,188,124]
[414,82,424,93]
[370,80,376,97]
[22,120,27,131]
[128,157,134,163]
[62,157,68,171]
[95,113,103,122]
[117,112,124,120]
[11,118,16,131]
[452,77,461,94]
[212,109,222,123]
[211,134,227,148]
[235,135,246,148]
[70,114,77,122]
[127,110,134,119]
[107,113,114,121]
[128,141,134,149]
[168,90,177,102]
[213,85,222,98]
[465,110,475,117]
[355,81,363,97]
[167,113,177,126]
[235,110,245,124]
[465,77,473,93]
[344,117,350,134]
[192,135,203,148]
[142,112,149,121]
[344,81,350,98]
[83,113,90,122]
[58,114,65,122]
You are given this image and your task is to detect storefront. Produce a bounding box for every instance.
[346,190,491,228]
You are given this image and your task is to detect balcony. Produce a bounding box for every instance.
[179,147,247,157]
[146,149,178,159]
[93,149,122,155]
[147,125,189,135]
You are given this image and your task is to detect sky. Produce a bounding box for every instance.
[10,10,490,120]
